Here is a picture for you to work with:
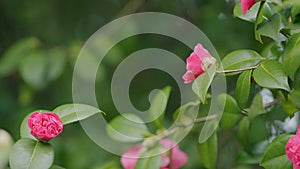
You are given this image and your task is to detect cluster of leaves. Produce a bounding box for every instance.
[104,0,300,169]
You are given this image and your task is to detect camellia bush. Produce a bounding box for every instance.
[1,0,300,169]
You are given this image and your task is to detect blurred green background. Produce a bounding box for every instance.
[0,0,261,168]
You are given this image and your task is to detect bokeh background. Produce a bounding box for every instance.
[0,0,262,168]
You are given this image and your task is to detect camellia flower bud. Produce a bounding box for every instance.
[240,0,256,14]
[286,125,300,169]
[183,43,216,84]
[121,139,187,169]
[27,112,63,141]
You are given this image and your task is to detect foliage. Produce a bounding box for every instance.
[0,0,300,169]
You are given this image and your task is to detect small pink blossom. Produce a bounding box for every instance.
[121,139,187,169]
[240,0,256,14]
[28,112,63,141]
[183,43,215,84]
[286,125,300,169]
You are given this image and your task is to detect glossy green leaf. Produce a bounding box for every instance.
[9,139,54,169]
[20,110,50,140]
[0,129,14,169]
[253,61,290,91]
[192,64,217,103]
[257,13,282,42]
[148,86,171,128]
[52,104,103,125]
[233,2,260,22]
[134,147,161,169]
[260,134,293,169]
[221,50,263,72]
[283,32,300,80]
[106,113,151,142]
[236,70,252,108]
[248,94,266,121]
[218,94,242,130]
[238,117,251,152]
[198,131,218,169]
[0,37,39,78]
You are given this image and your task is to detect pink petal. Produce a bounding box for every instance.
[186,52,204,75]
[286,135,300,164]
[183,71,196,84]
[194,43,211,60]
[294,163,300,169]
[296,125,300,136]
[240,0,256,14]
[171,149,188,169]
[161,155,170,167]
[121,145,142,169]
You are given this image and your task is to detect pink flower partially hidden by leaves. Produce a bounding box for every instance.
[240,0,256,14]
[286,125,300,169]
[121,139,187,169]
[28,112,63,141]
[183,43,216,84]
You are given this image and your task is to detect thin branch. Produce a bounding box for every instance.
[156,114,218,140]
[264,97,281,108]
[216,65,259,74]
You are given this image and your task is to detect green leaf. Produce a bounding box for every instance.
[106,113,151,142]
[19,48,66,90]
[52,104,103,125]
[248,94,266,121]
[279,91,299,117]
[192,64,217,103]
[238,117,251,152]
[218,94,242,130]
[255,1,266,43]
[0,37,39,78]
[49,165,66,169]
[261,42,283,60]
[221,50,263,73]
[20,50,47,89]
[0,129,14,169]
[20,110,50,140]
[283,32,300,80]
[148,86,171,128]
[257,13,282,42]
[9,139,54,169]
[236,151,263,164]
[134,147,162,169]
[236,70,252,108]
[97,161,122,169]
[289,86,300,108]
[233,2,260,22]
[253,61,290,91]
[198,131,218,169]
[260,134,293,169]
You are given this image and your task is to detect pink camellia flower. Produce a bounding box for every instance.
[286,125,300,169]
[121,139,187,169]
[28,112,63,141]
[183,43,216,84]
[240,0,256,14]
